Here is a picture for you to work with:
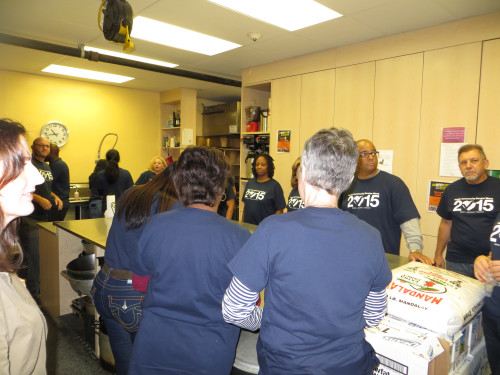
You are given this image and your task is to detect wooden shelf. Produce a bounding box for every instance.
[241,131,270,135]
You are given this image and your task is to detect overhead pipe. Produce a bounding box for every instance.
[0,33,242,88]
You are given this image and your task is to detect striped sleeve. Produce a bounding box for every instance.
[363,289,388,327]
[222,277,262,331]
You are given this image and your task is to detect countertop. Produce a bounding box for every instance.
[54,218,113,248]
[52,218,257,250]
[52,217,407,270]
[38,221,57,235]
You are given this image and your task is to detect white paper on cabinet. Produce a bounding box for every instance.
[439,143,465,177]
[181,128,194,146]
[378,150,393,174]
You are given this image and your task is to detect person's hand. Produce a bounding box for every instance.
[489,260,500,282]
[434,254,445,269]
[474,255,491,282]
[54,196,63,210]
[39,197,52,210]
[409,252,434,265]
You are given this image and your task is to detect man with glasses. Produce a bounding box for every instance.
[19,137,63,301]
[435,144,500,278]
[340,139,433,264]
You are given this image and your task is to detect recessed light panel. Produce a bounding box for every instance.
[208,0,342,31]
[42,64,134,83]
[131,16,241,56]
[84,46,178,68]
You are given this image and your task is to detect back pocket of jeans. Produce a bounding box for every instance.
[108,296,144,332]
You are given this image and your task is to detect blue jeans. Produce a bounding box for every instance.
[19,217,41,300]
[483,314,500,375]
[446,260,475,279]
[91,269,145,375]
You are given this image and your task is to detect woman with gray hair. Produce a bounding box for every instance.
[223,128,392,374]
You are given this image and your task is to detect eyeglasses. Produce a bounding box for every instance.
[34,144,50,148]
[359,151,379,158]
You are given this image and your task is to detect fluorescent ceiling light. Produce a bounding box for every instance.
[42,64,134,83]
[208,0,342,31]
[131,16,241,56]
[84,46,178,68]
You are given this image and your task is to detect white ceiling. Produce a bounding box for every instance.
[1,0,499,102]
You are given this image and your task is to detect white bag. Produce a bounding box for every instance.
[387,262,484,336]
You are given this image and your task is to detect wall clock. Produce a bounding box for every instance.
[40,121,69,147]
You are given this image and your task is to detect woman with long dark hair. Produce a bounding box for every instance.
[0,118,47,374]
[128,146,251,374]
[92,149,133,217]
[91,165,178,375]
[88,159,106,218]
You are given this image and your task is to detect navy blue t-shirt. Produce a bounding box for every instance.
[49,158,70,206]
[94,168,134,213]
[129,207,251,374]
[104,190,181,270]
[437,176,500,263]
[286,186,304,212]
[242,178,286,225]
[135,170,155,185]
[340,170,420,255]
[229,207,392,374]
[218,176,236,218]
[483,213,500,321]
[30,157,53,221]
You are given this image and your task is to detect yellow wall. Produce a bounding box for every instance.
[0,70,160,183]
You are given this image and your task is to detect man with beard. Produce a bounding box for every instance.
[19,136,63,301]
[435,144,500,278]
[341,139,433,264]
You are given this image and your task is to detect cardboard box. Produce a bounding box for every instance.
[365,318,445,375]
[449,326,469,371]
[452,337,488,375]
[366,314,486,375]
[468,311,484,355]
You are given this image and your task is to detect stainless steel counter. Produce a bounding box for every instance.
[54,218,112,248]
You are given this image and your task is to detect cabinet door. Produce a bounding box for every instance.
[373,53,423,197]
[417,43,482,237]
[334,62,375,139]
[477,39,500,169]
[300,69,335,151]
[270,76,302,200]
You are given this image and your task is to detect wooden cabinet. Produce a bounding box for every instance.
[373,53,423,198]
[477,39,500,169]
[269,76,302,201]
[239,83,272,220]
[300,69,335,151]
[160,88,197,162]
[417,43,482,242]
[334,62,375,139]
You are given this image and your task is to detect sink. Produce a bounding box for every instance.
[69,197,90,204]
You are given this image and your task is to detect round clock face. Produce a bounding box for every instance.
[40,121,69,147]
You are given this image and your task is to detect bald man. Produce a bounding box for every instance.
[340,139,433,264]
[19,137,63,301]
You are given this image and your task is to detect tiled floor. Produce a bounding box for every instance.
[45,310,112,375]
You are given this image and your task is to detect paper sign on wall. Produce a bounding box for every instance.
[442,127,466,143]
[277,130,291,153]
[378,150,393,174]
[427,181,451,212]
[439,143,465,177]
